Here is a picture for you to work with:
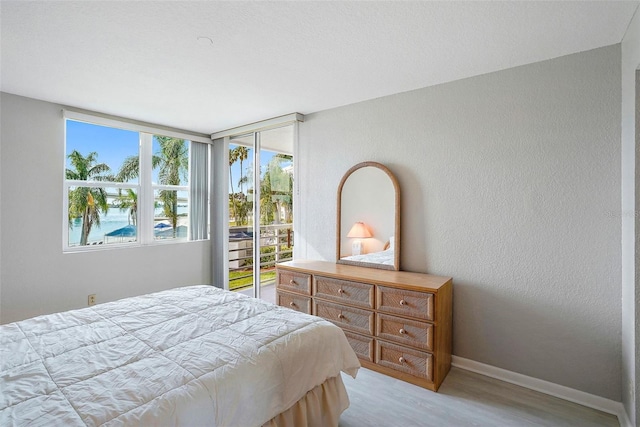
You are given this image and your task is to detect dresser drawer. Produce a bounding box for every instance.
[376,340,433,382]
[314,300,374,336]
[376,313,433,351]
[314,276,374,309]
[276,270,312,295]
[344,330,374,362]
[376,286,434,321]
[277,292,311,314]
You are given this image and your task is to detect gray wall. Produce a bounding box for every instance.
[297,46,622,400]
[622,8,640,425]
[635,69,639,427]
[0,91,2,322]
[0,93,211,324]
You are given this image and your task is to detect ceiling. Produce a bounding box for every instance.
[1,1,638,135]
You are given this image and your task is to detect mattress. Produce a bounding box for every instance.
[1,285,360,426]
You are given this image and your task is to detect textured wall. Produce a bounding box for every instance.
[297,46,621,400]
[0,93,211,324]
[622,8,640,424]
[0,93,2,322]
[635,68,639,427]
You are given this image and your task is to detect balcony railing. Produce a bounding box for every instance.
[229,223,293,291]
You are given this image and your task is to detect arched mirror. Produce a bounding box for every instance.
[336,162,400,271]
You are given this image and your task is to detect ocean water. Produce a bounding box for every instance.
[68,206,187,245]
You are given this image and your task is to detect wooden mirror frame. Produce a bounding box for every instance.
[336,161,401,271]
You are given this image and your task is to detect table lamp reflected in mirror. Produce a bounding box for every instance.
[346,221,372,256]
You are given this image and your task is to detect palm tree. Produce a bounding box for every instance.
[276,154,294,223]
[117,136,188,237]
[235,146,250,226]
[229,147,239,224]
[259,169,276,225]
[155,136,189,186]
[66,150,111,245]
[236,146,249,193]
[156,137,188,236]
[237,172,252,226]
[262,155,293,224]
[114,189,137,225]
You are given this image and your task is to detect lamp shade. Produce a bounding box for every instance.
[346,222,372,238]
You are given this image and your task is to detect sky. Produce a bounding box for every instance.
[66,119,292,193]
[66,120,184,185]
[66,120,139,178]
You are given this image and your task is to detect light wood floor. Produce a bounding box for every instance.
[339,367,618,427]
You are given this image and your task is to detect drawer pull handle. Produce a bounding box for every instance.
[289,302,295,307]
[399,357,405,364]
[399,328,406,335]
[338,314,345,320]
[289,279,296,285]
[338,288,344,294]
[399,299,407,306]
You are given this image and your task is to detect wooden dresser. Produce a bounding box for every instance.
[275,260,452,391]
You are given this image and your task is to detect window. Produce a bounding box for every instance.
[63,113,209,251]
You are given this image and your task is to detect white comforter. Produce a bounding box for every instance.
[341,249,395,266]
[1,286,360,426]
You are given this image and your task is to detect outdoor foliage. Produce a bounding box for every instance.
[66,150,111,245]
[68,136,188,245]
[156,137,189,235]
[229,146,251,225]
[113,189,138,226]
[117,136,188,236]
[229,149,293,226]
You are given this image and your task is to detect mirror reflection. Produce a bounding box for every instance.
[337,162,400,271]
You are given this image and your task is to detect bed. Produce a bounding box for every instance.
[0,285,360,426]
[340,248,395,266]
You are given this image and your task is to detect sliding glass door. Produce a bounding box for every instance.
[228,125,294,302]
[228,134,255,296]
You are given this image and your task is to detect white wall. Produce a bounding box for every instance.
[621,7,640,424]
[297,45,622,400]
[0,93,211,324]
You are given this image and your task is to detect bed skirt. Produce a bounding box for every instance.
[262,375,350,427]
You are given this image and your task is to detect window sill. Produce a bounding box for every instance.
[63,238,208,254]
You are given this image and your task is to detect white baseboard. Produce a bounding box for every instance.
[451,356,631,427]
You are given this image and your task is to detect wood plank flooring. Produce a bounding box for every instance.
[339,367,618,427]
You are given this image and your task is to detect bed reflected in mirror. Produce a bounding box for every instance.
[336,162,400,271]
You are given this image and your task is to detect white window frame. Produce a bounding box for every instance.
[62,110,209,252]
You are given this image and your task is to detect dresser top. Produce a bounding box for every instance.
[276,260,452,292]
